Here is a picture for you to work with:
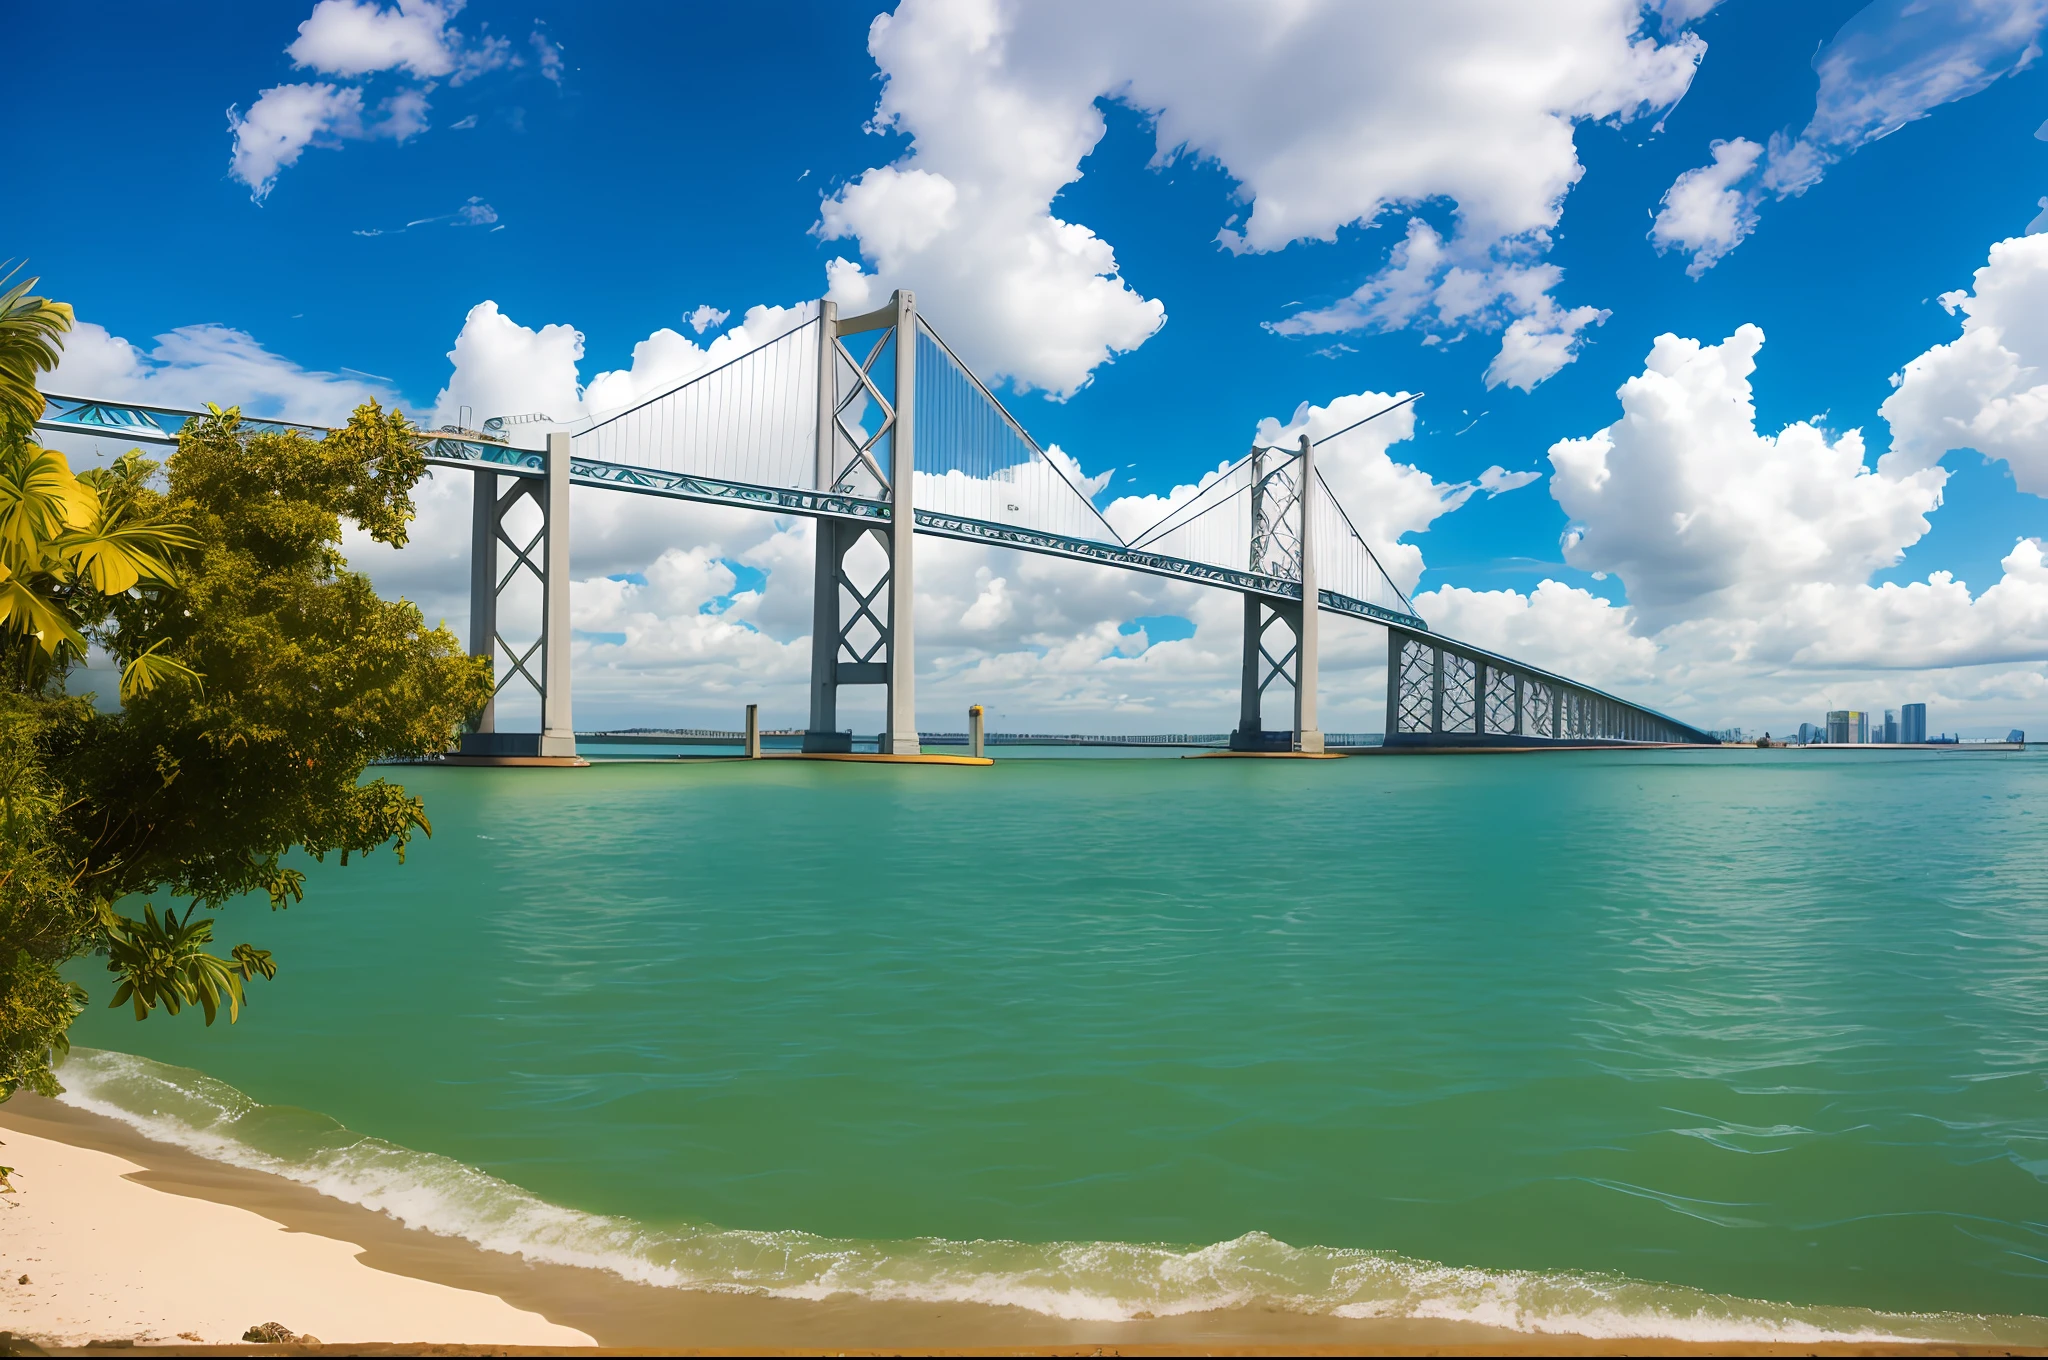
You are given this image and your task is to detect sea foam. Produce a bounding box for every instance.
[52,1049,2045,1345]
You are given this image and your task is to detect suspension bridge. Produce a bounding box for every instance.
[37,290,1717,760]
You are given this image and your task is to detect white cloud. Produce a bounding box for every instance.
[529,26,565,84]
[1550,324,1948,627]
[1649,137,1763,277]
[1484,300,1612,391]
[288,0,508,83]
[1476,466,1543,496]
[228,83,359,200]
[1880,231,2048,494]
[430,297,820,436]
[687,305,729,335]
[229,0,528,199]
[1415,580,1658,688]
[226,83,433,199]
[1424,319,2048,733]
[1657,0,2048,272]
[47,319,397,424]
[825,0,1707,396]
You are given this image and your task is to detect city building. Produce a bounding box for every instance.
[1901,703,1927,743]
[1797,722,1819,745]
[1883,709,1898,743]
[1825,710,1870,743]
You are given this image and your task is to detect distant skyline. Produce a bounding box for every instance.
[15,0,2048,735]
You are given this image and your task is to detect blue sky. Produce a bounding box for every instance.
[17,1,2048,735]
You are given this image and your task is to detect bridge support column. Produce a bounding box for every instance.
[1294,432,1323,753]
[883,291,919,755]
[458,435,575,760]
[467,468,498,735]
[538,432,577,758]
[1230,433,1322,752]
[803,290,920,755]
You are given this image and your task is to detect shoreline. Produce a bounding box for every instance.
[3,1096,2042,1356]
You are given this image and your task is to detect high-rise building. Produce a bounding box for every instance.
[1883,709,1898,743]
[1826,710,1870,743]
[1901,703,1927,744]
[1798,721,1819,745]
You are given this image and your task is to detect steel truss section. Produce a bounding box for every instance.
[1381,626,1716,748]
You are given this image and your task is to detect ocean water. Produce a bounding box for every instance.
[57,749,2048,1341]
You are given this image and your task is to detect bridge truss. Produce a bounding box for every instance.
[35,291,1716,755]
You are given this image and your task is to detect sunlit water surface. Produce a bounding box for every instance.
[61,749,2048,1341]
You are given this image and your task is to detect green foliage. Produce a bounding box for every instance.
[0,700,91,1098]
[105,903,270,1025]
[0,276,491,1099]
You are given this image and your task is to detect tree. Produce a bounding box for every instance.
[0,277,491,1099]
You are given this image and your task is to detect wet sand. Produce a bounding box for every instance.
[1,1095,2038,1356]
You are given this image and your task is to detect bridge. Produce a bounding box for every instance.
[37,290,1717,758]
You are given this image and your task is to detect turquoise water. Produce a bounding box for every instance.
[60,750,2048,1340]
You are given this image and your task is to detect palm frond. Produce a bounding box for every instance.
[119,639,203,701]
[0,263,74,436]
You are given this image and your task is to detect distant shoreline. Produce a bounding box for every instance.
[3,1093,2041,1355]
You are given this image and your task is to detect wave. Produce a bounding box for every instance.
[54,1048,2046,1345]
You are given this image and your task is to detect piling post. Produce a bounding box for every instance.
[969,704,985,759]
[745,703,761,759]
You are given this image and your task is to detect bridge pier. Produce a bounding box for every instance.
[1230,433,1323,753]
[803,291,921,755]
[460,432,577,760]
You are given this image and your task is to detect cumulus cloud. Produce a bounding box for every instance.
[1880,231,2048,494]
[1656,0,2048,273]
[1550,324,1948,626]
[687,305,729,335]
[1429,320,2048,733]
[825,0,1706,395]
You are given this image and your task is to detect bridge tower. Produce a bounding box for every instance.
[804,290,920,755]
[1231,433,1324,753]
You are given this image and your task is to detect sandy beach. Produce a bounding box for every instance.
[0,1094,2039,1356]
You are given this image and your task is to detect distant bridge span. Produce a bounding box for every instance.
[37,290,1716,755]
